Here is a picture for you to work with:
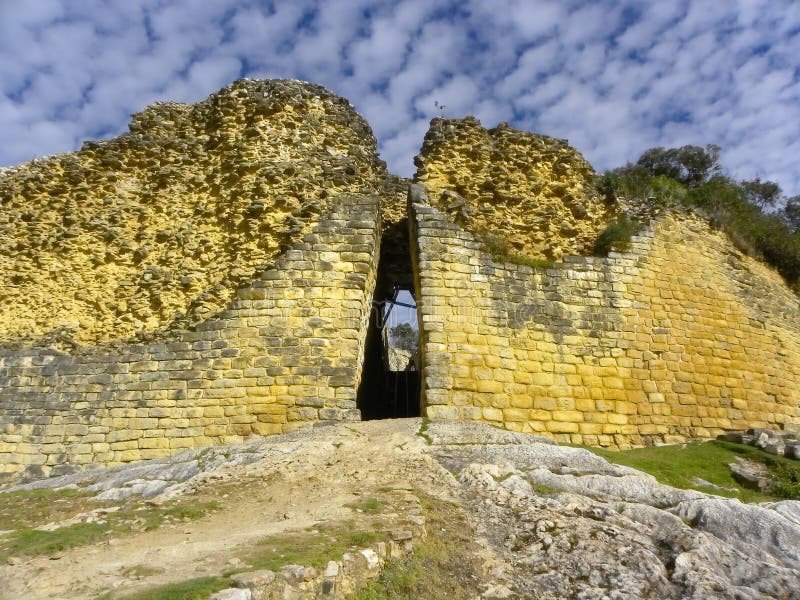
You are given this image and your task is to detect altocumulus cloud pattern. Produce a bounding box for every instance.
[1,0,799,193]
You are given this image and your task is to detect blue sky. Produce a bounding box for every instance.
[1,0,799,195]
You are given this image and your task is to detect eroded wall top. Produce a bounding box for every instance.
[413,117,615,260]
[0,79,387,348]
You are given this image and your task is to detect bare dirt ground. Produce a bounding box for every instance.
[0,419,482,599]
[3,418,800,600]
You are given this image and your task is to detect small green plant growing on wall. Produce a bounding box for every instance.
[477,231,553,268]
[592,216,641,255]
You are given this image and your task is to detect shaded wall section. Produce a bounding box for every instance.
[0,194,380,482]
[410,184,800,448]
[357,218,420,420]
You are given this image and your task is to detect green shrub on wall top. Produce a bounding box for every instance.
[592,216,640,255]
[601,146,800,291]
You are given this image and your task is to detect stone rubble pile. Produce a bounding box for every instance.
[414,116,615,260]
[209,524,421,600]
[721,428,800,460]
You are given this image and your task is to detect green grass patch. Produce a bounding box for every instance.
[102,517,384,599]
[417,418,432,445]
[0,495,220,561]
[2,522,108,558]
[106,501,221,535]
[349,495,484,600]
[242,521,382,573]
[0,488,97,530]
[528,481,562,495]
[104,576,228,600]
[584,439,800,502]
[771,461,800,499]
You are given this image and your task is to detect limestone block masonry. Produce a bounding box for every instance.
[0,193,380,482]
[2,79,800,483]
[409,184,800,448]
[0,79,386,349]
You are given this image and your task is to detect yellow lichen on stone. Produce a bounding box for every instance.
[413,117,615,260]
[411,189,800,448]
[0,79,386,347]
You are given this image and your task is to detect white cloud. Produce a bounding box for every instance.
[0,0,798,194]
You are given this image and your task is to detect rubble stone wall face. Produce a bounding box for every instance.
[0,194,380,482]
[3,84,800,483]
[410,189,800,448]
[413,117,614,260]
[0,79,386,348]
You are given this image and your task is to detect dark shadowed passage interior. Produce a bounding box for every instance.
[357,219,420,420]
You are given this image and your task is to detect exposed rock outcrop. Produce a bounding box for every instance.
[3,420,798,599]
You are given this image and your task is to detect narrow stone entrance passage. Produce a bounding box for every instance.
[357,219,421,420]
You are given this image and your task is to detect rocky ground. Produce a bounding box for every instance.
[1,419,799,599]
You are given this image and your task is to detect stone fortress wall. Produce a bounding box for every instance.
[1,80,800,482]
[0,79,386,348]
[0,80,388,482]
[410,184,800,447]
[0,193,380,482]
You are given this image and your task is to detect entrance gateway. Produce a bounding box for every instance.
[356,219,421,419]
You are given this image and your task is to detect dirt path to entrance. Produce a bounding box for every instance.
[0,419,461,599]
[3,419,800,599]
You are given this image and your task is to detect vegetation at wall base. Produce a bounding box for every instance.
[349,495,485,600]
[586,439,800,502]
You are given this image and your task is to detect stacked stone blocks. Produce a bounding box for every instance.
[410,186,800,448]
[0,194,380,481]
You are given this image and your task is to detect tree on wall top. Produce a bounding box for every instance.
[389,323,418,353]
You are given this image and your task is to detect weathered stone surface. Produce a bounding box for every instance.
[410,189,800,447]
[2,419,799,599]
[0,79,386,348]
[230,570,277,589]
[729,458,772,491]
[455,458,800,599]
[2,80,800,479]
[414,116,614,260]
[208,589,251,600]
